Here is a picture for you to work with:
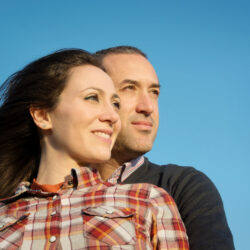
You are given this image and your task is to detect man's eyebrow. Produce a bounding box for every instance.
[150,83,161,89]
[120,79,138,85]
[120,79,160,88]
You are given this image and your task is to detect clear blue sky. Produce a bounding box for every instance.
[1,1,249,249]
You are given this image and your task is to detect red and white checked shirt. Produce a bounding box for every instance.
[0,167,189,250]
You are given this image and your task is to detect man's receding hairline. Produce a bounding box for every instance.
[95,46,148,61]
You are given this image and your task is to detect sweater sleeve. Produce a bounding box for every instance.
[160,166,235,250]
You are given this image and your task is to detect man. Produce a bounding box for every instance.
[95,46,234,249]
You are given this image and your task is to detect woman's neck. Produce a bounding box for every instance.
[37,144,81,185]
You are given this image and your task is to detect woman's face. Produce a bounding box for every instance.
[47,65,121,164]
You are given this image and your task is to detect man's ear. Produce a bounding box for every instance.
[29,106,52,130]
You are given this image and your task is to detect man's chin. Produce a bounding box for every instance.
[112,142,152,162]
[130,145,152,154]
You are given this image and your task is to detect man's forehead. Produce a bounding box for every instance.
[102,53,159,82]
[103,53,149,69]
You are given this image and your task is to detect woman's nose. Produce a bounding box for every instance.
[99,104,120,126]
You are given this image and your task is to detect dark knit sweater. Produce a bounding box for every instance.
[123,157,235,250]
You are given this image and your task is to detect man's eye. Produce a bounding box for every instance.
[112,101,120,109]
[151,89,160,97]
[84,94,99,101]
[123,85,135,90]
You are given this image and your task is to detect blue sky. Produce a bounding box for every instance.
[1,1,249,249]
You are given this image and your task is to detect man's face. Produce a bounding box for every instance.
[102,53,159,162]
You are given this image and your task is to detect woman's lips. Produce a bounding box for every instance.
[92,129,113,144]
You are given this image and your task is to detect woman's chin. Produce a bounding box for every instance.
[81,152,111,164]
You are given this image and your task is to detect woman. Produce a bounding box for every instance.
[0,49,188,249]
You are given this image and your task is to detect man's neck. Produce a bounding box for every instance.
[91,158,121,181]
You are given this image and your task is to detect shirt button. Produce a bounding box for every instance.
[49,235,56,243]
[52,195,57,200]
[51,211,57,216]
[106,210,113,214]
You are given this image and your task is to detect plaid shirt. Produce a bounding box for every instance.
[0,167,188,250]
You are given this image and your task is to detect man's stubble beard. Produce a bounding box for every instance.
[111,128,156,165]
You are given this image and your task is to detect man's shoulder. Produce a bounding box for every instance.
[143,158,196,175]
[124,157,216,199]
[124,157,235,249]
[127,157,204,183]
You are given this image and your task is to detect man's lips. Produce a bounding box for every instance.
[131,121,153,130]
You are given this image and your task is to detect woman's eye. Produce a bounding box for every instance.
[84,95,99,101]
[113,101,120,109]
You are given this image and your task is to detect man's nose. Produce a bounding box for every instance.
[135,93,154,115]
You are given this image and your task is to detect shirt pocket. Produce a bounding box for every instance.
[82,206,136,246]
[0,213,28,249]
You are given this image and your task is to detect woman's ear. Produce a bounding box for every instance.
[29,107,52,130]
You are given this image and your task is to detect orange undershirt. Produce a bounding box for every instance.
[31,179,64,192]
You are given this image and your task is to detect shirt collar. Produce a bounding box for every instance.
[123,156,145,169]
[73,166,103,188]
[0,167,104,203]
[107,156,144,184]
[1,158,144,202]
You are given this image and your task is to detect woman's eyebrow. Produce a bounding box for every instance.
[112,93,120,100]
[80,87,104,93]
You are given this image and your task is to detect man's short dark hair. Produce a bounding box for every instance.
[95,46,147,61]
